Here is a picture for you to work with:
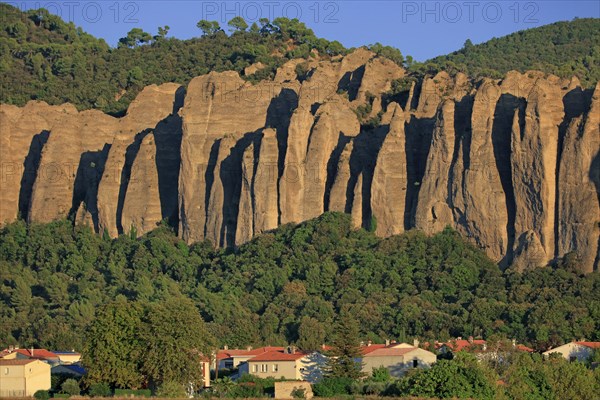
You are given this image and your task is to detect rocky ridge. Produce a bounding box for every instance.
[1,49,598,273]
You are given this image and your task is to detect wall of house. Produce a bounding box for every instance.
[544,344,594,362]
[0,361,51,397]
[247,361,298,380]
[362,349,436,377]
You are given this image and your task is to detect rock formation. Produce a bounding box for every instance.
[1,50,598,272]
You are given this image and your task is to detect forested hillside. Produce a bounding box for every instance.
[419,18,600,86]
[1,213,598,352]
[1,3,599,115]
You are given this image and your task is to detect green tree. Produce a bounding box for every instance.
[141,297,216,387]
[324,312,364,379]
[82,298,145,389]
[296,316,325,351]
[227,16,248,32]
[118,28,152,48]
[196,20,222,36]
[61,379,80,396]
[88,382,111,397]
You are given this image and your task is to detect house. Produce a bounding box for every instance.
[0,359,51,397]
[53,351,81,365]
[240,348,327,383]
[216,346,285,370]
[543,341,600,362]
[361,342,436,377]
[437,338,533,358]
[9,348,60,365]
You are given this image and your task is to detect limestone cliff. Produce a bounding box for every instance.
[1,50,598,273]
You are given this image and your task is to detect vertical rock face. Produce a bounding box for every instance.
[1,51,598,273]
[371,103,408,236]
[557,84,600,273]
[329,140,354,213]
[511,80,564,268]
[253,129,279,235]
[458,80,508,261]
[0,102,77,225]
[121,133,162,236]
[415,100,456,235]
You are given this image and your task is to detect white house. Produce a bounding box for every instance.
[543,341,600,362]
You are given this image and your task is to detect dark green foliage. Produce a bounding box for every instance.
[112,389,151,397]
[312,377,354,397]
[87,383,111,397]
[396,353,497,399]
[416,18,600,87]
[155,381,186,398]
[0,5,347,115]
[60,379,80,396]
[325,312,364,379]
[34,390,50,400]
[0,213,599,356]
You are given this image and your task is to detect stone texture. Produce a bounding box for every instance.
[1,53,598,273]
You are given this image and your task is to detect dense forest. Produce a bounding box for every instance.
[421,18,600,86]
[1,3,599,115]
[1,213,598,354]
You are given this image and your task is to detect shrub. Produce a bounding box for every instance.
[34,390,50,400]
[291,387,306,399]
[156,381,187,398]
[61,379,80,396]
[113,389,151,397]
[89,382,112,397]
[312,377,354,397]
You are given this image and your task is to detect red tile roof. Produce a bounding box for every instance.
[217,347,286,361]
[0,359,36,366]
[441,339,486,352]
[516,345,534,353]
[14,349,58,359]
[363,347,417,357]
[249,351,307,362]
[575,342,600,349]
[360,344,388,355]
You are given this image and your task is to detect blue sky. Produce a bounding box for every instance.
[6,1,600,60]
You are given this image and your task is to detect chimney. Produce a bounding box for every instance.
[367,340,372,347]
[512,339,516,348]
[468,336,474,344]
[30,347,34,357]
[413,338,420,348]
[322,344,326,350]
[223,345,228,350]
[385,339,390,347]
[246,346,252,351]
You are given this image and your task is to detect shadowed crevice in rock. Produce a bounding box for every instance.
[449,96,473,228]
[324,133,351,212]
[220,132,261,247]
[347,125,388,227]
[492,94,525,267]
[70,143,112,232]
[154,114,183,233]
[203,139,221,239]
[590,151,600,272]
[337,65,365,101]
[266,88,298,177]
[18,130,49,221]
[116,130,150,235]
[404,115,435,230]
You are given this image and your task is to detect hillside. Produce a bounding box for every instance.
[1,213,598,352]
[419,18,600,87]
[1,5,599,113]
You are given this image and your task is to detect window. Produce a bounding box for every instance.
[252,364,258,373]
[272,364,279,372]
[413,359,418,368]
[261,364,268,372]
[225,361,233,369]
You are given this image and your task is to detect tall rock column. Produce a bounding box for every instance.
[511,80,564,269]
[557,84,600,273]
[371,103,409,236]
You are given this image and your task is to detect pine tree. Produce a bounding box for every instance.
[324,312,364,379]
